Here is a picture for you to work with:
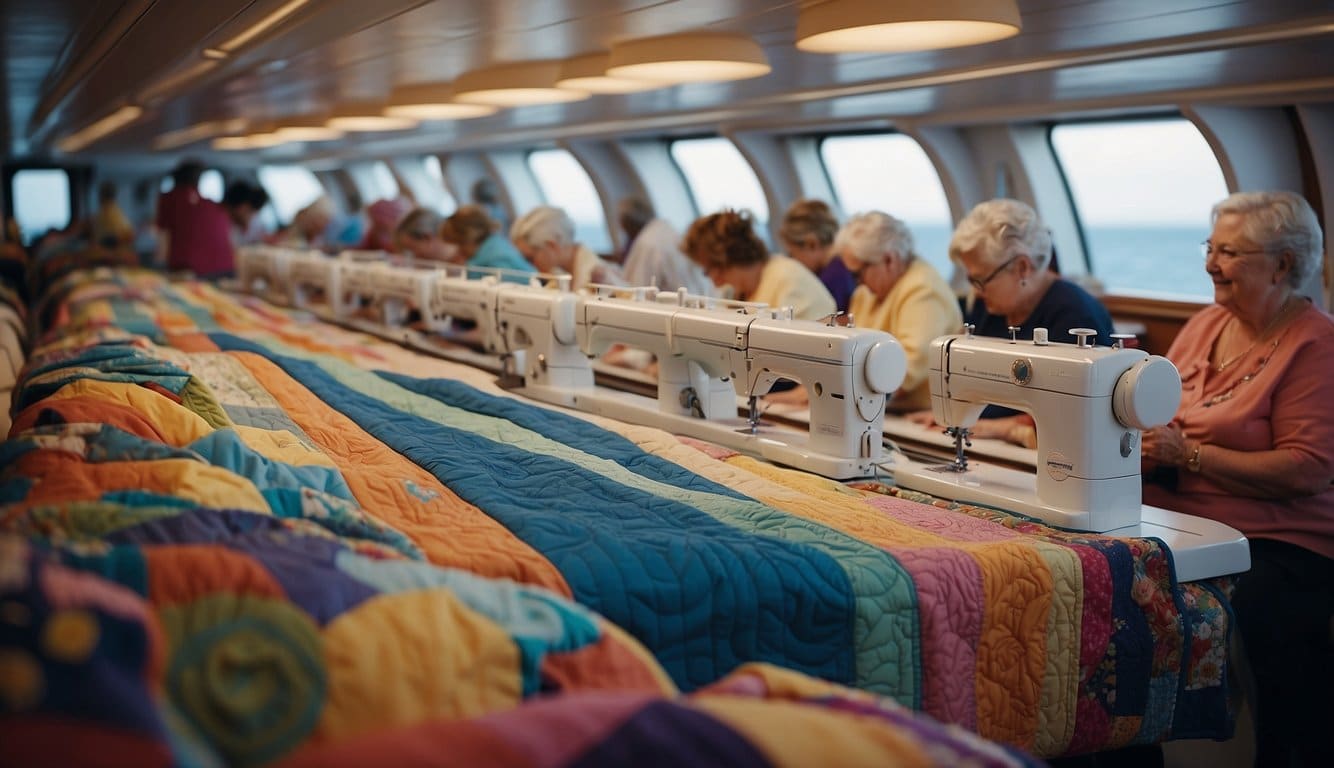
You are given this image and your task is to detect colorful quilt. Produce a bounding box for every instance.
[2,268,1236,761]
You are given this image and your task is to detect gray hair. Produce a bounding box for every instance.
[1212,191,1323,289]
[511,205,575,248]
[833,210,916,265]
[949,199,1052,272]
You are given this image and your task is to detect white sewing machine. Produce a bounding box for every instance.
[286,249,342,312]
[515,285,907,478]
[889,327,1249,580]
[236,244,294,298]
[494,275,594,395]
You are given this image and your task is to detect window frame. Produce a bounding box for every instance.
[1047,113,1227,302]
[525,146,613,254]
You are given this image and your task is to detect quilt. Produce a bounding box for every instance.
[1,267,1236,761]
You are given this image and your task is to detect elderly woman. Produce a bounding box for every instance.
[917,199,1114,445]
[511,205,621,290]
[441,205,534,277]
[780,199,856,313]
[683,209,834,321]
[393,208,453,262]
[618,196,712,296]
[835,211,961,412]
[1140,191,1332,767]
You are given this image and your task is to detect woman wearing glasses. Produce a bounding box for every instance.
[910,198,1114,445]
[1141,190,1332,768]
[835,211,961,412]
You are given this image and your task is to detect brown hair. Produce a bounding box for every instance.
[682,210,767,269]
[441,204,498,249]
[779,199,838,247]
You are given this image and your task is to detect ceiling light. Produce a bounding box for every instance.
[453,61,591,107]
[326,103,419,132]
[556,53,667,94]
[383,83,499,120]
[796,0,1021,53]
[56,105,144,153]
[216,0,311,53]
[244,123,286,148]
[153,118,247,150]
[606,33,770,83]
[212,136,255,150]
[273,116,344,142]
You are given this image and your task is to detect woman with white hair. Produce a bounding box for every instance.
[835,211,961,412]
[511,205,621,290]
[918,198,1114,445]
[1140,190,1333,767]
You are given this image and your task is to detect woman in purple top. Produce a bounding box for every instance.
[779,199,855,313]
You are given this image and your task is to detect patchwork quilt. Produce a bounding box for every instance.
[1,267,1236,762]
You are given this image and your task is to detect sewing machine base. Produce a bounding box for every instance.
[887,452,1250,582]
[517,384,880,479]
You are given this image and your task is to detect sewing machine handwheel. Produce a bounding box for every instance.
[1113,355,1182,430]
[863,339,907,395]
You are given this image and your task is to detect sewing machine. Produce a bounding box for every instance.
[515,285,907,478]
[366,261,445,328]
[236,245,294,297]
[286,249,342,312]
[578,287,741,420]
[494,275,593,396]
[889,327,1249,580]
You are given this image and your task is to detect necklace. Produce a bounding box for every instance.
[1213,296,1303,372]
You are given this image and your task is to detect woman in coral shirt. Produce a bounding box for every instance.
[1141,190,1333,767]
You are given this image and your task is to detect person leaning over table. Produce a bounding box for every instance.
[511,205,622,291]
[616,195,712,296]
[1139,190,1333,768]
[683,209,835,322]
[834,211,961,412]
[780,198,857,313]
[442,204,535,279]
[393,208,453,262]
[908,198,1113,447]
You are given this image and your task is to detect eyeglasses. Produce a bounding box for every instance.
[1201,240,1268,261]
[968,255,1019,291]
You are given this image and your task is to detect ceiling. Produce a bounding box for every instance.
[3,0,1333,165]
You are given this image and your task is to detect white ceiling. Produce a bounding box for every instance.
[3,0,1332,162]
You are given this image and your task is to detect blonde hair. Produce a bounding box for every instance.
[511,205,574,249]
[780,199,838,247]
[441,205,497,248]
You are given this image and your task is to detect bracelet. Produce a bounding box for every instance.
[1185,442,1203,473]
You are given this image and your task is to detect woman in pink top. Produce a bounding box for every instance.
[1141,190,1332,767]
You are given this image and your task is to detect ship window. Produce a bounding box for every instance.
[669,137,770,244]
[1051,118,1226,300]
[198,169,224,202]
[159,168,222,202]
[11,168,71,246]
[422,156,457,215]
[820,133,953,277]
[347,161,401,204]
[527,148,612,254]
[257,164,325,226]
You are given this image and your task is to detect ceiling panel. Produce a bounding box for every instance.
[2,0,1332,161]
